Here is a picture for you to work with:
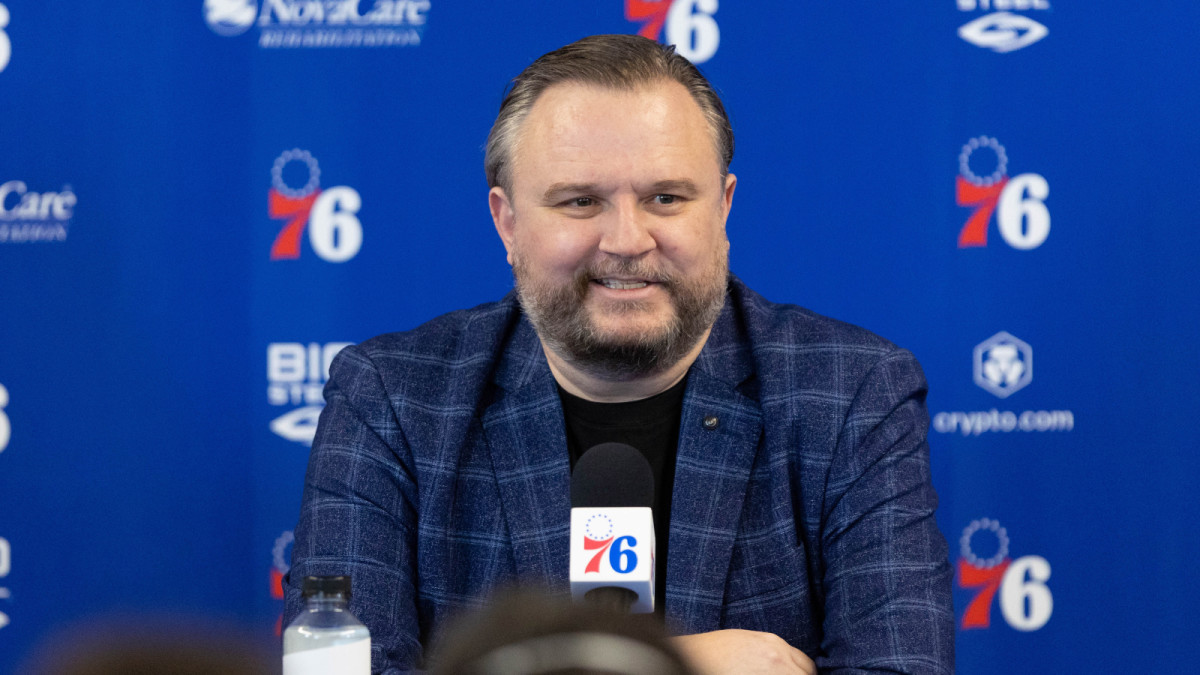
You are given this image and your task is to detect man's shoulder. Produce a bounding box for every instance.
[356,293,520,361]
[730,278,899,357]
[717,278,925,406]
[334,294,524,401]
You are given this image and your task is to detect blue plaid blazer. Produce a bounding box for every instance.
[285,277,954,674]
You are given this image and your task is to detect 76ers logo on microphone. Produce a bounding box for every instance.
[583,514,640,574]
[957,518,1053,631]
[268,149,363,263]
[956,136,1050,250]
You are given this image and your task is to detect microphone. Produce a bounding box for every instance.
[569,442,655,614]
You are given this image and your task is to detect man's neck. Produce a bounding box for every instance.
[542,328,711,403]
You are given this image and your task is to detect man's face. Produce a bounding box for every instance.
[490,80,736,379]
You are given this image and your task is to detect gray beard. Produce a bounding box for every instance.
[513,256,728,380]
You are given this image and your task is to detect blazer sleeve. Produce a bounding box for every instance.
[815,348,955,674]
[283,344,423,674]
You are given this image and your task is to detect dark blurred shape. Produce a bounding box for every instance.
[22,616,276,675]
[582,586,638,615]
[430,588,693,675]
[570,442,654,509]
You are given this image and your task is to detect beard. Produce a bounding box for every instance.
[513,252,729,380]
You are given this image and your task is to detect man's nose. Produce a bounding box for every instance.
[597,200,656,258]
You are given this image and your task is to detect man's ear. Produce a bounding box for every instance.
[722,172,737,219]
[489,186,516,266]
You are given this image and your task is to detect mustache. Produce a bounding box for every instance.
[578,259,676,285]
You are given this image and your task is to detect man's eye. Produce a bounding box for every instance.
[652,194,676,205]
[569,197,595,208]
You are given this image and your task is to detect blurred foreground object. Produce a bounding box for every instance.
[430,588,693,675]
[23,617,273,675]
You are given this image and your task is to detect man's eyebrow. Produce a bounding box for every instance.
[540,179,701,203]
[541,183,598,203]
[650,179,699,195]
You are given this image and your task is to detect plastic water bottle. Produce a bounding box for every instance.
[283,575,371,675]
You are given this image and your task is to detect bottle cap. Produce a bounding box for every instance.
[300,575,352,599]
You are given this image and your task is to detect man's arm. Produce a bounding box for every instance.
[284,344,423,673]
[672,629,816,675]
[817,348,955,674]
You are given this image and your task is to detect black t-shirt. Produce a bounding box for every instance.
[557,376,687,615]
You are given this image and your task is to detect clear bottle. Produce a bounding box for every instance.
[283,575,371,675]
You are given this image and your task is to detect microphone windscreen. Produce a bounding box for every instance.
[570,442,654,509]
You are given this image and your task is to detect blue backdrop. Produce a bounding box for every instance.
[2,1,1198,672]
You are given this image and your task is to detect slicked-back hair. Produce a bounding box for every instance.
[484,34,734,196]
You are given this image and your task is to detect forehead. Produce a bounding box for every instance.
[510,80,722,191]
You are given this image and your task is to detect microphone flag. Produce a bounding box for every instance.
[569,507,655,614]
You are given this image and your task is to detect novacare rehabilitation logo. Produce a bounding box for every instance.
[205,0,429,48]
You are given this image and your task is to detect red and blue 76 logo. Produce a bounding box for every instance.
[583,514,640,574]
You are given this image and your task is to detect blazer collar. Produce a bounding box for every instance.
[481,311,571,589]
[665,284,765,631]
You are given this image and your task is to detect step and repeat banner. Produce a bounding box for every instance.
[2,1,1198,672]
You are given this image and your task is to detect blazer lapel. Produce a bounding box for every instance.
[481,319,572,591]
[666,301,763,634]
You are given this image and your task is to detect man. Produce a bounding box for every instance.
[285,34,954,674]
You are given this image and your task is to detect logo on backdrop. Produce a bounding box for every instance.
[267,341,352,444]
[0,3,11,74]
[956,136,1050,250]
[974,331,1031,398]
[0,181,77,244]
[204,0,257,36]
[269,530,293,634]
[625,0,719,64]
[204,0,429,48]
[582,514,640,575]
[0,382,10,453]
[957,518,1053,631]
[0,536,10,631]
[268,149,363,263]
[956,0,1049,53]
[0,381,9,449]
[932,332,1074,436]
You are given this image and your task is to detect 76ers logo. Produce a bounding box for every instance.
[956,136,1050,250]
[583,514,639,574]
[625,0,719,64]
[957,518,1053,631]
[269,149,363,262]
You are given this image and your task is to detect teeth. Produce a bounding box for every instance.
[599,279,648,290]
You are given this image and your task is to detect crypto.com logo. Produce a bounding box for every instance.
[957,0,1049,53]
[974,331,1032,398]
[958,518,1052,631]
[0,3,12,74]
[269,149,363,263]
[957,136,1050,250]
[205,0,257,36]
[625,0,719,64]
